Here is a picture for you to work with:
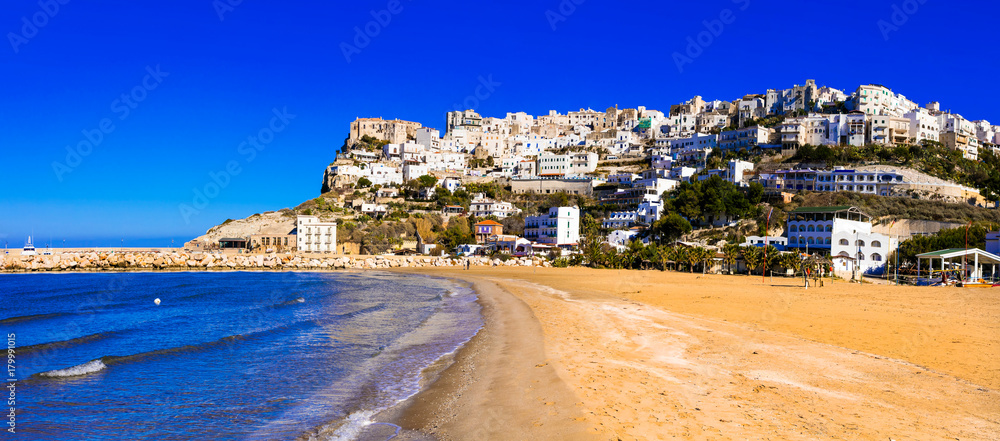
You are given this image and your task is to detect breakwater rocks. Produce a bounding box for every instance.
[0,252,553,272]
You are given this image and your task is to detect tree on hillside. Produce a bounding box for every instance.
[417,175,438,189]
[650,213,692,244]
[438,217,474,251]
[977,149,1000,207]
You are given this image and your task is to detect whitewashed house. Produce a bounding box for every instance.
[297,216,337,254]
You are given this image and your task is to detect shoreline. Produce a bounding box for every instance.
[371,266,998,440]
[6,266,997,439]
[379,273,596,441]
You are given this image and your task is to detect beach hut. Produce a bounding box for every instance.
[915,248,1000,283]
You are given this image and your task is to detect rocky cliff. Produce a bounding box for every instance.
[185,211,297,249]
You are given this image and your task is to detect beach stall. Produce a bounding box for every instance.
[916,248,1000,285]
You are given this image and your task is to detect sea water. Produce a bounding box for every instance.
[0,271,481,440]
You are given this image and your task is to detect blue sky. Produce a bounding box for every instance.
[1,0,995,247]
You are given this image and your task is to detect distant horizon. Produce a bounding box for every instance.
[3,236,191,249]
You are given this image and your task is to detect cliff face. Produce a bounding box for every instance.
[321,165,336,194]
[185,211,296,249]
[321,163,363,194]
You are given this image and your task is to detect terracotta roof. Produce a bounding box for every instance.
[475,220,503,226]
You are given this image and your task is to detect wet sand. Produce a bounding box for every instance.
[390,266,999,440]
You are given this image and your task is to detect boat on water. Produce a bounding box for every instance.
[21,236,37,256]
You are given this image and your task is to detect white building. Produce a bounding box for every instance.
[780,113,867,148]
[402,164,429,182]
[904,108,940,144]
[328,164,402,187]
[296,216,337,254]
[602,211,638,229]
[849,84,918,117]
[766,168,903,195]
[727,160,754,186]
[524,206,580,246]
[607,230,640,251]
[535,152,598,178]
[869,116,911,146]
[668,133,716,153]
[669,166,697,182]
[718,126,771,151]
[441,177,462,193]
[650,148,673,170]
[785,206,895,277]
[470,196,521,219]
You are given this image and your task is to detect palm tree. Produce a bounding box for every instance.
[673,246,689,272]
[741,245,762,276]
[723,244,741,274]
[779,252,802,275]
[686,247,703,273]
[699,248,716,274]
[656,244,673,271]
[763,245,780,276]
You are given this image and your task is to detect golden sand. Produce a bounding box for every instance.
[392,266,999,440]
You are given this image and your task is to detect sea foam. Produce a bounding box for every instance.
[37,359,107,378]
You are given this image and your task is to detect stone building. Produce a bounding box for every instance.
[350,117,422,144]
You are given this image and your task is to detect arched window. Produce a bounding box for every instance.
[839,239,849,246]
[807,237,815,245]
[858,253,865,261]
[856,240,866,247]
[790,236,797,244]
[790,225,798,232]
[807,225,816,232]
[825,238,832,245]
[872,241,882,248]
[871,253,882,261]
[826,225,833,232]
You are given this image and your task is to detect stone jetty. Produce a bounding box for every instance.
[0,251,552,272]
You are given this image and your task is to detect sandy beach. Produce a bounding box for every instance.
[389,266,999,440]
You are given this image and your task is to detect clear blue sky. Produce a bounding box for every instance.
[1,0,995,247]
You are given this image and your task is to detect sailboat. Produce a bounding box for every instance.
[22,236,37,256]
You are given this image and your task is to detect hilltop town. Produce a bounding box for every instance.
[183,80,1000,280]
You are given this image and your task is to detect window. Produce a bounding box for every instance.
[790,225,798,232]
[858,253,865,261]
[826,225,833,232]
[856,240,865,247]
[871,253,882,261]
[807,225,816,232]
[807,237,815,245]
[826,238,832,245]
[872,241,882,248]
[839,239,849,246]
[790,237,797,244]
